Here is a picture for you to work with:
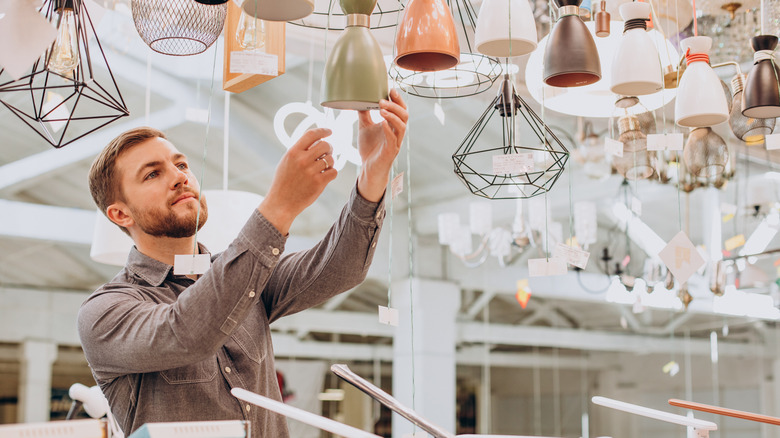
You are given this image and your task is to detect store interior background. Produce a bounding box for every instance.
[2,0,780,436]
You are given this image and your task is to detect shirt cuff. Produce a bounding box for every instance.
[238,209,288,266]
[349,182,386,226]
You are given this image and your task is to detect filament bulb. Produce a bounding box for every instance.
[48,5,79,76]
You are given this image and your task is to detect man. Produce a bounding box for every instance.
[78,90,408,437]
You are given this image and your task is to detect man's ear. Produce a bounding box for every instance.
[106,202,134,230]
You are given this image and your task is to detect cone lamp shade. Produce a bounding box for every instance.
[674,36,729,127]
[610,2,663,96]
[235,0,314,21]
[394,0,460,72]
[321,0,389,110]
[474,0,538,57]
[742,35,780,118]
[730,73,776,142]
[543,0,601,87]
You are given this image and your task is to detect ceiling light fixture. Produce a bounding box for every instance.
[543,0,600,87]
[610,1,663,96]
[674,36,730,127]
[131,0,227,55]
[235,0,315,21]
[742,35,780,118]
[474,0,538,57]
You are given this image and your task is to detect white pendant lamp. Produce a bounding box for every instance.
[234,0,314,21]
[610,1,663,96]
[674,36,729,127]
[474,0,538,57]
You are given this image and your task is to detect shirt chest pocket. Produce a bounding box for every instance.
[160,356,219,384]
[230,324,267,365]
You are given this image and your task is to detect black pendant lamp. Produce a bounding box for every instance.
[742,35,780,118]
[543,0,601,87]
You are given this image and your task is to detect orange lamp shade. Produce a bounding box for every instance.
[394,0,460,72]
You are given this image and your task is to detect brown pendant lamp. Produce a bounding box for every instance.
[394,0,460,72]
[742,35,780,118]
[543,0,601,87]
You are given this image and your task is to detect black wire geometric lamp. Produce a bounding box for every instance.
[0,0,129,149]
[388,0,502,98]
[131,0,227,56]
[289,0,403,30]
[452,74,569,199]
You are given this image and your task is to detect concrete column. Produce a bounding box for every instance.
[17,339,58,423]
[391,278,460,438]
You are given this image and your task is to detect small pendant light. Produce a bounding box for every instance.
[742,35,780,118]
[674,36,729,127]
[474,0,538,57]
[321,0,388,110]
[683,127,728,178]
[730,73,776,142]
[543,0,601,87]
[394,0,460,71]
[610,1,663,96]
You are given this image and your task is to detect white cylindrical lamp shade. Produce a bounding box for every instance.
[610,2,663,96]
[674,36,729,127]
[475,0,538,57]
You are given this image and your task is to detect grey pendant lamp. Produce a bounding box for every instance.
[235,0,314,21]
[321,0,389,110]
[742,35,780,118]
[543,0,601,87]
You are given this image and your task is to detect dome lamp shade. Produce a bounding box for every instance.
[742,35,780,119]
[235,0,314,21]
[610,1,663,96]
[543,0,601,87]
[474,0,538,57]
[394,0,460,72]
[674,36,729,127]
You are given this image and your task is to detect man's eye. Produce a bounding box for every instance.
[177,163,188,170]
[145,171,158,180]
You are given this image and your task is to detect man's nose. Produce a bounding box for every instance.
[172,165,188,188]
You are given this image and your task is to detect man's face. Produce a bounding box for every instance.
[112,137,207,238]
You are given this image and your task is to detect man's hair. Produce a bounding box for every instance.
[89,127,167,235]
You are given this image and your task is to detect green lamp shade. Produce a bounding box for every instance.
[321,26,389,111]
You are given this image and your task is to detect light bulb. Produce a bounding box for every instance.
[236,12,266,51]
[48,4,79,76]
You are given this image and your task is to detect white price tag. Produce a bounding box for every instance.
[666,133,684,151]
[766,133,780,150]
[658,231,706,284]
[647,133,665,151]
[391,172,404,200]
[378,306,399,326]
[553,243,590,270]
[528,257,567,277]
[631,197,642,217]
[229,51,278,76]
[647,133,684,151]
[605,138,623,157]
[185,107,209,124]
[174,254,212,276]
[492,153,534,175]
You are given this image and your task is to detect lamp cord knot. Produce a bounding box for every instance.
[755,50,775,63]
[685,48,710,65]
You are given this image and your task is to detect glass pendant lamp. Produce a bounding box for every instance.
[742,35,780,118]
[474,0,538,57]
[730,72,776,142]
[543,0,601,87]
[321,0,388,110]
[610,1,663,96]
[235,0,314,21]
[394,0,460,71]
[674,36,729,127]
[612,114,655,180]
[683,127,728,178]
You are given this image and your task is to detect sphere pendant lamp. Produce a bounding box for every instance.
[674,36,729,127]
[321,0,389,110]
[612,115,655,180]
[394,0,460,71]
[474,0,538,57]
[234,0,314,21]
[742,35,780,118]
[543,0,601,87]
[610,2,663,96]
[683,127,728,178]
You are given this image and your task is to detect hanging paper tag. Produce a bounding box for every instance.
[185,107,210,124]
[230,51,278,76]
[492,154,534,175]
[528,257,567,277]
[646,133,665,151]
[391,172,404,200]
[604,138,623,157]
[434,101,446,125]
[553,243,590,270]
[174,254,212,276]
[658,231,706,284]
[766,133,780,150]
[666,133,684,151]
[378,305,399,326]
[724,234,746,251]
[631,197,642,217]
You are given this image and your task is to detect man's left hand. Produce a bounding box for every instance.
[356,88,408,203]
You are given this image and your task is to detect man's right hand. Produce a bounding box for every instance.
[258,128,337,235]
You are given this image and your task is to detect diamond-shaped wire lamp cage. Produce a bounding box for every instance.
[289,0,403,30]
[0,0,129,148]
[131,0,227,55]
[388,0,502,98]
[452,75,569,199]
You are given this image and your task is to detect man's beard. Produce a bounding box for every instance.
[131,195,208,238]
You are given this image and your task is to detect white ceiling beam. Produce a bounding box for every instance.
[0,200,96,245]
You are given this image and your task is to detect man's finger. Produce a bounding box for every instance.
[358,110,373,127]
[294,128,332,151]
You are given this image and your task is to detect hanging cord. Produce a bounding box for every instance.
[692,0,698,35]
[404,96,417,413]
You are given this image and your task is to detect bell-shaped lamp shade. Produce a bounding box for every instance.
[610,2,663,96]
[730,73,776,142]
[543,0,601,87]
[235,0,314,21]
[394,0,460,72]
[683,127,728,178]
[675,36,729,127]
[321,0,388,110]
[90,190,264,266]
[742,35,780,118]
[474,0,538,57]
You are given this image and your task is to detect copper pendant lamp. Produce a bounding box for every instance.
[742,35,780,118]
[394,0,460,72]
[543,0,601,87]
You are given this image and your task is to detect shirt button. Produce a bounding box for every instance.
[249,291,256,298]
[246,405,251,412]
[371,242,377,248]
[225,367,231,373]
[271,247,280,256]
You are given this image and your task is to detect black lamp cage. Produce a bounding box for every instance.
[388,0,502,99]
[0,0,128,149]
[289,0,404,30]
[452,75,569,199]
[131,0,227,56]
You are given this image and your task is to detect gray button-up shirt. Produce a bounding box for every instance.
[78,186,385,437]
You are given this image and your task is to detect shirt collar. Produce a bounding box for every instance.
[126,243,211,287]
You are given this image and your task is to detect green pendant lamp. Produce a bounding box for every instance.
[321,0,388,111]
